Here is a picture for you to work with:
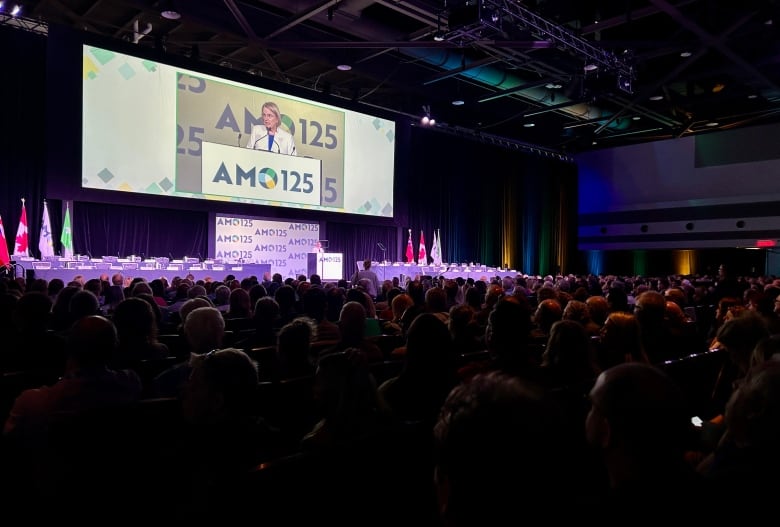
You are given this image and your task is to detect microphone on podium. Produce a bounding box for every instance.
[376,242,386,251]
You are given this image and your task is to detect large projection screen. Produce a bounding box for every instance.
[82,44,395,217]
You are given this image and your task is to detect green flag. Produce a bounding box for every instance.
[60,205,73,258]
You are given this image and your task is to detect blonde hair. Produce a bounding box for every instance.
[262,101,282,123]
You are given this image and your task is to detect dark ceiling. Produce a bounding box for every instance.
[7,0,780,154]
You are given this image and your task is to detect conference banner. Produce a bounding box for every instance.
[212,214,321,279]
[201,143,322,206]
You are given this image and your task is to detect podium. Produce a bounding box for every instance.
[307,252,344,280]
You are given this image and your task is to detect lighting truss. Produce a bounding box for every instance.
[0,13,48,36]
[480,1,634,80]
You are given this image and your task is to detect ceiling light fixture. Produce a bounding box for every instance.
[336,64,352,71]
[583,63,598,72]
[680,51,692,58]
[649,95,664,101]
[160,0,181,20]
[452,99,465,106]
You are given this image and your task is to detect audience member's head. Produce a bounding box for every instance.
[433,371,569,525]
[182,347,259,424]
[66,315,119,368]
[183,307,226,356]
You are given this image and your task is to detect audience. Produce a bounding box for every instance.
[4,268,780,521]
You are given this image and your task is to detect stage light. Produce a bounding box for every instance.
[11,4,20,16]
[433,13,445,41]
[420,105,435,126]
[617,73,633,94]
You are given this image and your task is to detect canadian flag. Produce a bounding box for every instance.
[0,214,11,267]
[405,229,414,263]
[13,198,29,257]
[418,230,427,265]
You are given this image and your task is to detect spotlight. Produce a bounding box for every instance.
[420,105,436,126]
[11,3,21,16]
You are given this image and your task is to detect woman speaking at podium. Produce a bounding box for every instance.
[246,101,298,156]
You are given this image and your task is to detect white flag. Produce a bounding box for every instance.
[431,229,442,266]
[39,200,55,258]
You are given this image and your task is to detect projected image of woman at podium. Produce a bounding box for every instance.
[246,101,297,156]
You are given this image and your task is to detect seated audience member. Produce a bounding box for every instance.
[585,362,704,521]
[382,292,414,336]
[68,290,102,325]
[274,284,300,326]
[448,303,483,356]
[225,287,253,320]
[300,348,380,452]
[433,371,576,526]
[3,315,143,439]
[276,317,318,381]
[562,299,602,338]
[457,298,536,382]
[302,286,341,343]
[179,347,287,513]
[595,312,649,371]
[153,307,226,398]
[709,310,770,415]
[212,285,232,312]
[5,291,67,375]
[540,319,599,390]
[234,296,281,352]
[111,297,170,366]
[149,278,169,308]
[346,287,381,336]
[325,301,383,363]
[585,295,609,329]
[698,360,780,514]
[377,313,458,426]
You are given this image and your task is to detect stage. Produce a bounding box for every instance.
[14,257,271,285]
[355,261,518,284]
[10,257,515,286]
